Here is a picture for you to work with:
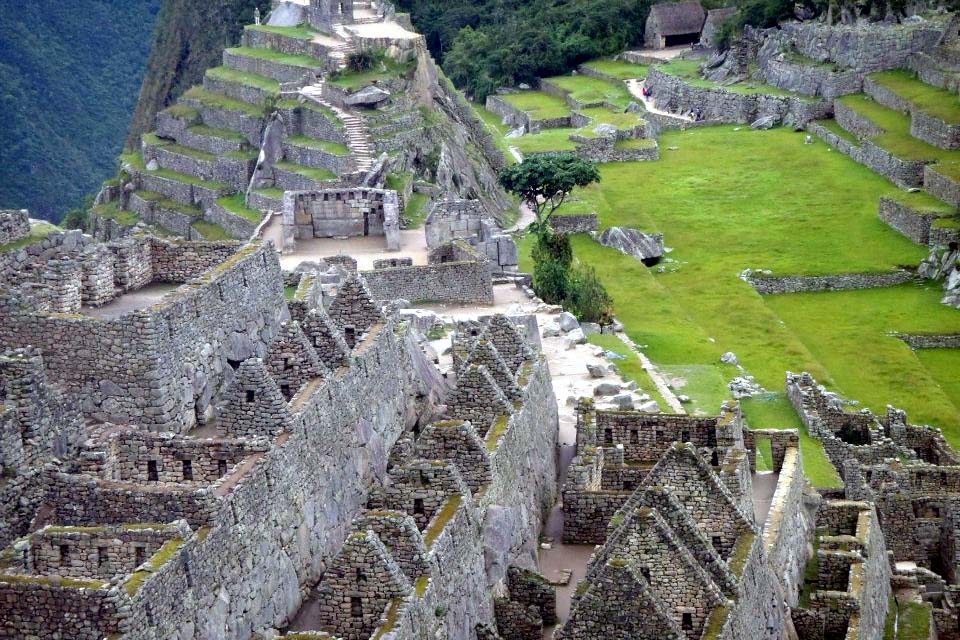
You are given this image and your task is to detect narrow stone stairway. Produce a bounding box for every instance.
[300,79,376,173]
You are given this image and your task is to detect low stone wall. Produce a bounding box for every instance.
[0,578,123,640]
[551,214,598,235]
[242,27,331,60]
[864,76,960,150]
[878,195,943,245]
[485,95,572,133]
[361,258,494,304]
[0,210,30,246]
[806,120,927,189]
[204,201,259,240]
[833,99,884,138]
[909,52,960,93]
[223,49,322,84]
[895,333,960,349]
[179,99,265,148]
[282,141,353,176]
[128,192,195,237]
[203,74,275,108]
[742,269,915,294]
[760,445,814,606]
[646,68,832,127]
[280,103,348,147]
[759,59,864,99]
[924,165,960,207]
[569,136,660,163]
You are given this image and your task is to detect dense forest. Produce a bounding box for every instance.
[395,0,655,101]
[0,0,160,222]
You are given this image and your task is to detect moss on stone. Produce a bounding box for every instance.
[371,597,403,639]
[415,575,430,597]
[0,574,108,590]
[123,537,186,597]
[485,414,510,452]
[728,531,755,578]
[424,494,463,548]
[702,603,731,639]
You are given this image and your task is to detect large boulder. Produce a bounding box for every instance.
[345,85,391,107]
[597,227,665,266]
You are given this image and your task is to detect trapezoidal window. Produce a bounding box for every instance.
[245,390,256,403]
[350,596,362,617]
[218,459,228,477]
[682,612,693,630]
[182,459,194,481]
[414,498,425,514]
[147,460,159,482]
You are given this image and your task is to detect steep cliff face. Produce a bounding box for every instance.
[125,0,271,147]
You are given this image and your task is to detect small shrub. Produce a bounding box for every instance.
[566,265,613,324]
[347,50,376,73]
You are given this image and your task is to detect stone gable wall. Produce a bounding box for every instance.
[361,258,494,304]
[0,210,30,246]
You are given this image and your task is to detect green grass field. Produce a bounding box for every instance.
[655,60,812,99]
[512,128,578,154]
[580,59,649,80]
[500,91,572,121]
[515,124,960,481]
[286,135,351,156]
[205,66,280,95]
[870,69,960,124]
[544,74,633,108]
[838,94,960,162]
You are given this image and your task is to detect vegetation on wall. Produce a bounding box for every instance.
[0,0,160,221]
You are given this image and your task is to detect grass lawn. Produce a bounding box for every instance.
[765,284,960,443]
[544,74,633,109]
[578,107,646,130]
[501,91,571,121]
[916,349,960,424]
[91,201,139,226]
[191,221,232,241]
[286,135,350,156]
[273,161,336,183]
[187,124,247,143]
[403,192,430,228]
[814,118,860,145]
[512,128,578,155]
[870,70,960,124]
[614,138,658,150]
[838,94,960,162]
[741,393,842,488]
[244,23,317,40]
[327,58,416,92]
[0,221,59,254]
[470,102,516,163]
[217,194,263,224]
[581,59,649,80]
[205,66,280,95]
[182,86,264,118]
[136,190,202,218]
[885,599,932,640]
[226,46,322,70]
[519,124,960,480]
[587,333,670,411]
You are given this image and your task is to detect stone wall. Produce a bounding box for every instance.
[283,189,401,251]
[925,164,960,208]
[0,241,284,432]
[807,118,929,188]
[361,242,494,304]
[759,444,815,605]
[0,578,124,640]
[896,332,960,349]
[484,95,572,133]
[781,19,945,73]
[864,75,960,150]
[646,67,833,127]
[0,210,30,246]
[742,268,915,294]
[759,58,864,100]
[551,214,598,235]
[878,195,946,245]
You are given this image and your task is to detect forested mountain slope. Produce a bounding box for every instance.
[125,0,271,148]
[0,0,160,221]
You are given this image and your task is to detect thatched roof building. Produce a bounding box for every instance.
[644,1,707,48]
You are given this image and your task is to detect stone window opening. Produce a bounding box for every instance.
[227,358,242,370]
[135,546,146,567]
[97,547,108,568]
[356,567,366,584]
[350,596,362,617]
[710,450,719,466]
[59,544,69,564]
[623,479,637,492]
[147,460,159,482]
[419,471,430,486]
[414,498,425,514]
[344,327,356,346]
[707,429,717,447]
[283,357,293,371]
[640,566,651,582]
[681,612,693,630]
[604,428,614,445]
[218,459,228,477]
[281,384,291,398]
[182,459,194,481]
[712,535,721,549]
[656,428,664,442]
[629,428,639,444]
[681,430,690,443]
[246,389,256,403]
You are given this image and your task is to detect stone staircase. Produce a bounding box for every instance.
[300,79,376,172]
[329,24,359,70]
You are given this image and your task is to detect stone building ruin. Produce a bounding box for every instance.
[645,1,708,49]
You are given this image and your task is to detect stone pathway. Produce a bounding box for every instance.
[615,332,687,413]
[300,80,376,172]
[626,79,693,123]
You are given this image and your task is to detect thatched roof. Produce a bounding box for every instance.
[648,1,707,36]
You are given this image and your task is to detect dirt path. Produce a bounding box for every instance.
[626,78,693,122]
